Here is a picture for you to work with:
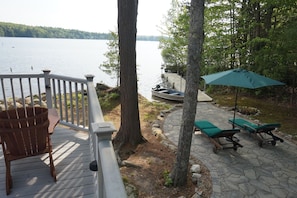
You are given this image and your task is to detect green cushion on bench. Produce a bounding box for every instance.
[194,120,223,137]
[229,118,281,133]
[194,120,216,129]
[201,128,223,137]
[229,118,257,132]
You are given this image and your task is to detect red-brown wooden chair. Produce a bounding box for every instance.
[0,107,57,195]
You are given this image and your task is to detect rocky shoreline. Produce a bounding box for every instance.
[0,94,47,111]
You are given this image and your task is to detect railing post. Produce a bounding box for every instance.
[86,74,103,197]
[91,122,127,198]
[85,74,100,161]
[85,75,104,124]
[82,75,97,156]
[43,70,53,108]
[91,123,114,198]
[86,74,126,197]
[85,75,94,117]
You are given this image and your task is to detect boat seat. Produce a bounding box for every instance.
[158,90,169,94]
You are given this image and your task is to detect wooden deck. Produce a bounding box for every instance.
[0,126,96,197]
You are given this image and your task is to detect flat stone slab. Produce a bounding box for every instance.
[163,102,297,197]
[163,73,213,102]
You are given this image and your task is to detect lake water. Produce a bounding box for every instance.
[0,37,164,100]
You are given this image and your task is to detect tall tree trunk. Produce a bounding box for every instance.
[263,5,274,37]
[237,0,249,68]
[115,0,144,145]
[230,0,236,68]
[171,0,204,187]
[253,2,261,39]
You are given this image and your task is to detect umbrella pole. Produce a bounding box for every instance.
[232,88,239,129]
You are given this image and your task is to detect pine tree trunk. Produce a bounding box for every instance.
[171,0,205,187]
[115,0,144,145]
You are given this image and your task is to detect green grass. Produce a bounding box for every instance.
[141,99,172,122]
[209,92,297,137]
[98,90,172,123]
[99,92,120,113]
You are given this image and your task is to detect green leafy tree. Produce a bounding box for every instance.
[160,0,297,107]
[159,0,190,77]
[0,27,4,36]
[203,0,237,73]
[99,31,120,86]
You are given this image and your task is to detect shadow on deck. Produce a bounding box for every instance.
[0,125,95,198]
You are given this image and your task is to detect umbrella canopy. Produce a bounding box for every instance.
[201,68,285,127]
[201,68,285,89]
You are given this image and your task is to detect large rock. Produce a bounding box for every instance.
[190,164,201,173]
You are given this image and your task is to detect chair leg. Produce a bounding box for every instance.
[49,152,57,182]
[47,136,57,181]
[5,160,12,195]
[267,131,284,142]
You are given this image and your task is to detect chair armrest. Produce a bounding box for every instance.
[48,108,60,134]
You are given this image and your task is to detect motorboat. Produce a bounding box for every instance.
[151,85,184,102]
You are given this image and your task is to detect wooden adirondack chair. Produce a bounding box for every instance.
[0,107,57,195]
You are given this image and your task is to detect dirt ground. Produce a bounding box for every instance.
[104,97,212,198]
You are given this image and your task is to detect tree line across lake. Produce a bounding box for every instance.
[0,21,160,41]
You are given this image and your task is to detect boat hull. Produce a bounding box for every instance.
[151,88,184,102]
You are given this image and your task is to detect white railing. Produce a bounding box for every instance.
[0,70,127,198]
[44,70,90,131]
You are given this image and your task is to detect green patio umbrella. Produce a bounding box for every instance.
[201,68,285,126]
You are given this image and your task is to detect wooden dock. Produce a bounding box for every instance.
[163,73,213,102]
[0,126,96,198]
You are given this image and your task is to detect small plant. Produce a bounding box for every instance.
[143,101,172,122]
[99,91,120,112]
[122,176,139,197]
[238,106,259,115]
[122,175,129,184]
[163,170,173,187]
[108,92,120,100]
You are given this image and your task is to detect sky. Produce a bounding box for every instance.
[0,0,172,36]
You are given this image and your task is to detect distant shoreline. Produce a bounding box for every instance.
[0,21,164,41]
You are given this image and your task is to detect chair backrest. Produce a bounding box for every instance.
[0,107,49,159]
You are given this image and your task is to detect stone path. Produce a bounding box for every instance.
[163,102,297,198]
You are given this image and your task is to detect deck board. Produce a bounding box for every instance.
[0,126,96,197]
